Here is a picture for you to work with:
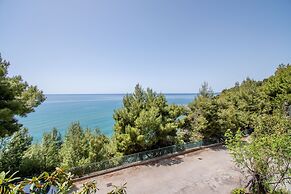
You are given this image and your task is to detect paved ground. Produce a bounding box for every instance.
[73,146,245,194]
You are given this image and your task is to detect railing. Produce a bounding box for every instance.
[69,140,219,177]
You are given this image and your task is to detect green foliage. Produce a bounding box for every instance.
[253,114,291,136]
[20,144,44,176]
[60,122,88,168]
[199,81,214,98]
[0,54,45,137]
[270,188,291,194]
[0,171,20,194]
[0,128,32,174]
[76,181,98,194]
[41,128,62,171]
[75,180,127,194]
[108,183,127,194]
[262,64,291,114]
[0,57,289,189]
[1,123,113,178]
[0,168,128,194]
[21,128,62,176]
[113,84,184,154]
[182,64,291,193]
[60,122,110,169]
[185,64,291,141]
[231,187,246,194]
[182,82,222,141]
[221,65,291,193]
[225,117,291,193]
[0,168,73,194]
[216,78,268,133]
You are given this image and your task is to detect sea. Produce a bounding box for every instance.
[18,94,197,142]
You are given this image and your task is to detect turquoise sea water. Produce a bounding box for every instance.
[18,94,197,141]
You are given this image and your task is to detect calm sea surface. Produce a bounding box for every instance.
[18,94,197,141]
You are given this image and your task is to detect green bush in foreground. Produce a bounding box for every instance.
[0,168,127,194]
[225,117,291,193]
[0,168,72,194]
[231,187,246,194]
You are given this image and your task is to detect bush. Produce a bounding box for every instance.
[231,187,246,194]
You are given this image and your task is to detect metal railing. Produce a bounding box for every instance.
[69,140,219,177]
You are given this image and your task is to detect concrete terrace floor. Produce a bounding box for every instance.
[73,146,245,194]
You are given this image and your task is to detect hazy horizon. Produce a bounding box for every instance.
[43,92,200,95]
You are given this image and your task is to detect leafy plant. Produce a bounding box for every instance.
[0,171,20,194]
[108,183,127,194]
[231,187,246,194]
[0,168,128,194]
[76,180,98,194]
[0,168,73,194]
[225,125,291,193]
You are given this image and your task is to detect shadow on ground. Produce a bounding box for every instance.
[209,145,226,151]
[146,156,184,167]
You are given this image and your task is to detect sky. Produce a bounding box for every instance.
[0,0,291,94]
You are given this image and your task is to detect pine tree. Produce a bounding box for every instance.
[0,54,45,137]
[113,84,184,154]
[0,128,32,174]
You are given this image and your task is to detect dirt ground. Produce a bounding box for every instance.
[73,146,245,194]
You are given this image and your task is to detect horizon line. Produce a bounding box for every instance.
[43,92,202,95]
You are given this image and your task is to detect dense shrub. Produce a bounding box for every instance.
[225,118,290,193]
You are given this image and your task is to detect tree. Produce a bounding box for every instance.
[225,116,291,193]
[0,54,45,137]
[41,128,62,171]
[199,81,214,98]
[184,77,274,142]
[113,84,184,154]
[21,128,62,176]
[0,128,32,174]
[60,122,109,169]
[85,129,110,163]
[216,78,268,135]
[20,143,44,176]
[60,122,87,168]
[182,82,221,142]
[262,64,291,115]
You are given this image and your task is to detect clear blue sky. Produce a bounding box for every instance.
[0,0,290,94]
